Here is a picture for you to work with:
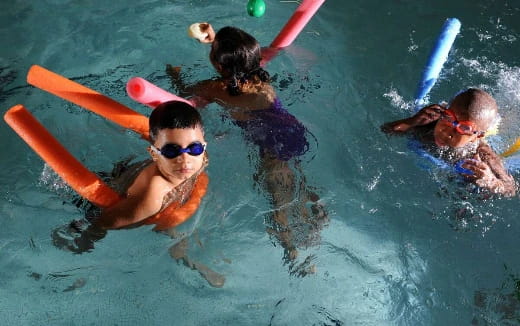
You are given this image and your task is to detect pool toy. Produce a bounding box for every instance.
[414,18,461,111]
[27,65,150,139]
[501,138,520,158]
[126,77,195,109]
[261,0,325,64]
[409,18,469,174]
[247,0,266,18]
[188,23,210,42]
[270,0,325,49]
[126,77,194,108]
[4,105,121,208]
[4,66,209,229]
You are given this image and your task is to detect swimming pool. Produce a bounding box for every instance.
[2,0,520,324]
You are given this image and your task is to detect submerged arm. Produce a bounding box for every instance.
[166,64,190,97]
[165,65,219,108]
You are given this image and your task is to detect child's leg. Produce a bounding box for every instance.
[257,154,327,274]
[169,237,226,288]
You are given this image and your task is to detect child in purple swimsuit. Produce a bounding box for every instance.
[168,24,326,276]
[234,97,309,161]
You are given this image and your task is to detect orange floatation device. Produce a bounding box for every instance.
[4,104,121,208]
[4,65,208,229]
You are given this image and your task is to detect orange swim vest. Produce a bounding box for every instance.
[143,172,209,231]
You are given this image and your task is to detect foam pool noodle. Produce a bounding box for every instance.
[261,0,325,65]
[414,18,461,111]
[126,77,193,108]
[27,65,150,140]
[4,105,121,208]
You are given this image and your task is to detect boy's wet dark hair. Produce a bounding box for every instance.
[450,88,498,130]
[210,26,270,96]
[149,100,203,143]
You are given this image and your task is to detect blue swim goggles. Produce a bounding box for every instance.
[151,142,206,159]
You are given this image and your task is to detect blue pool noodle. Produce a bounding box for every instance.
[409,18,468,174]
[414,18,461,111]
[409,18,520,174]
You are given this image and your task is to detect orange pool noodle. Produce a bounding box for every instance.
[4,105,121,208]
[27,65,150,140]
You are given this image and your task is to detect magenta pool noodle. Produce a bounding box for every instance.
[270,0,325,48]
[126,77,193,108]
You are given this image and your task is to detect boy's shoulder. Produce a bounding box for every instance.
[128,162,163,196]
[477,141,501,160]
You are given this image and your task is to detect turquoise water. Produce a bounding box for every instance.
[2,0,520,325]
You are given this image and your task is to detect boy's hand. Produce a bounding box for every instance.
[409,104,445,127]
[380,104,445,133]
[460,155,498,188]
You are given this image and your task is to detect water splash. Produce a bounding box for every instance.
[383,88,414,112]
[38,164,72,193]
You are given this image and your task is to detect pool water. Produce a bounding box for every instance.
[2,0,520,325]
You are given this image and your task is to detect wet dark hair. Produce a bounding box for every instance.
[210,26,270,96]
[149,100,203,143]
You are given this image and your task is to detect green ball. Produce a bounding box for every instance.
[247,0,266,18]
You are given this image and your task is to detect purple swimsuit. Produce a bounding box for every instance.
[234,98,309,161]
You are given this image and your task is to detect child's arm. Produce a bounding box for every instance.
[381,104,445,133]
[166,64,190,97]
[165,65,215,108]
[95,172,167,229]
[461,143,517,197]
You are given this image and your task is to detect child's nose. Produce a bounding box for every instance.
[175,152,190,162]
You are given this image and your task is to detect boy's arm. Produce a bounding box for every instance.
[381,104,445,134]
[462,143,517,197]
[95,178,165,229]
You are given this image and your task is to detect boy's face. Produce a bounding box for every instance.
[433,104,484,148]
[150,126,206,183]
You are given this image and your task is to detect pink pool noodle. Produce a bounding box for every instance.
[269,0,325,49]
[126,77,193,108]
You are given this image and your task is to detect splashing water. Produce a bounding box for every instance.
[383,88,414,112]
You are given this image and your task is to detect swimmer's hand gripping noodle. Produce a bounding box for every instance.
[414,18,461,111]
[261,0,325,64]
[126,77,193,108]
[4,105,121,208]
[27,65,150,139]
